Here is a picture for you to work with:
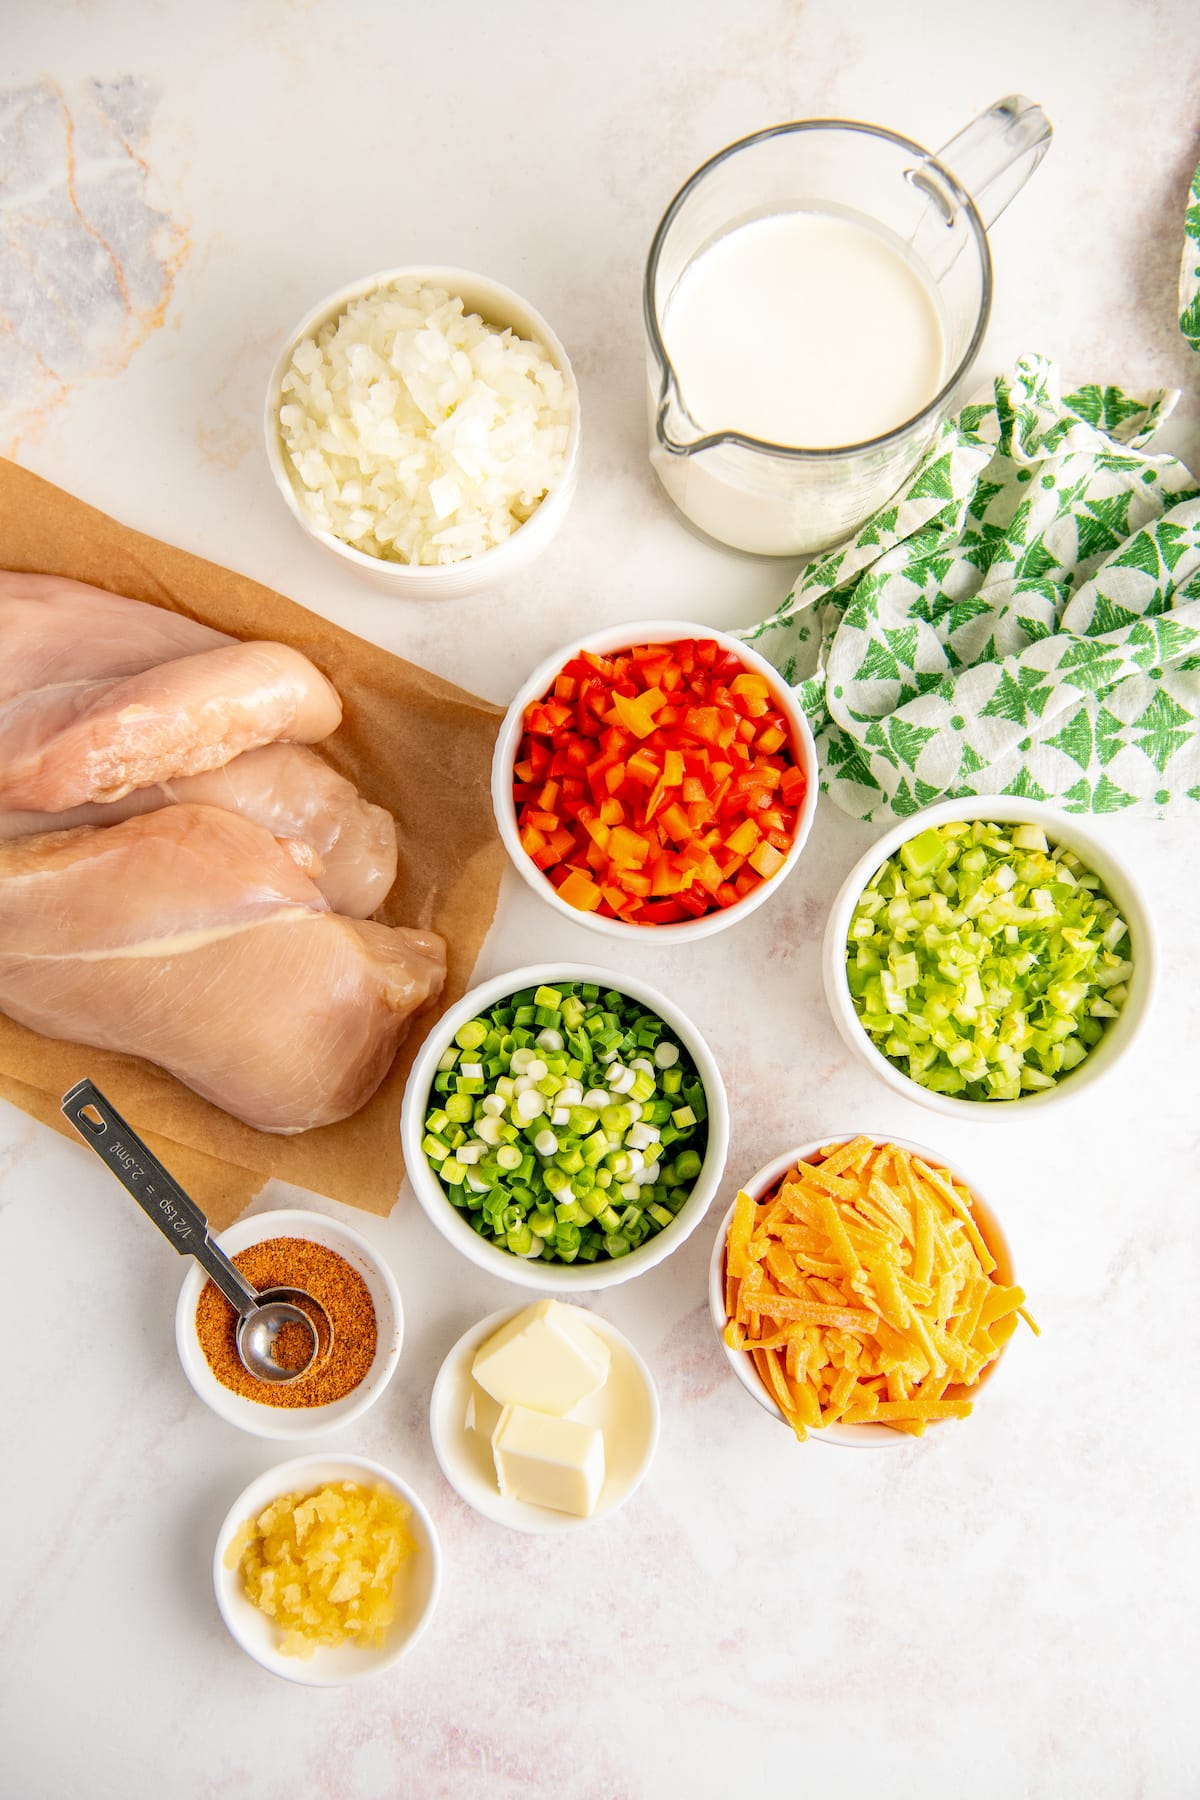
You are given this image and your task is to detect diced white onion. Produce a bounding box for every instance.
[278,278,573,567]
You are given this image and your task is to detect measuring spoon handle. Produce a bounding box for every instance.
[61,1079,260,1318]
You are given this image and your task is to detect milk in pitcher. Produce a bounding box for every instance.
[663,211,945,449]
[653,208,949,554]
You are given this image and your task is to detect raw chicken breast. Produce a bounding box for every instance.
[0,806,445,1134]
[0,743,398,917]
[0,571,233,701]
[0,639,343,811]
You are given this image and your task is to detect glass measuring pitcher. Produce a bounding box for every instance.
[644,97,1052,557]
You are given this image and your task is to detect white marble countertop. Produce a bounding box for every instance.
[2,4,1198,1795]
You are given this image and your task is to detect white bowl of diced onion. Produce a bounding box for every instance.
[821,798,1157,1119]
[264,266,581,600]
[399,962,729,1291]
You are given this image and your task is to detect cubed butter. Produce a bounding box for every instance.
[464,1384,503,1441]
[471,1299,610,1414]
[491,1404,606,1518]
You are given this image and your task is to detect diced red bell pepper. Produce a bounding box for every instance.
[513,635,803,926]
[780,766,807,804]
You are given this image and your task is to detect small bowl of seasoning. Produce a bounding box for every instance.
[175,1208,402,1440]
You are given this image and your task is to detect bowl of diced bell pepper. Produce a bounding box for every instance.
[491,622,819,940]
[822,798,1157,1117]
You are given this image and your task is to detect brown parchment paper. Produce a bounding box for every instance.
[0,458,505,1225]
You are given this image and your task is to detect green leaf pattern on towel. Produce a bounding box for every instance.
[1181,160,1200,353]
[742,354,1200,819]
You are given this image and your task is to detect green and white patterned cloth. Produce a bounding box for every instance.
[744,168,1200,821]
[1182,160,1200,351]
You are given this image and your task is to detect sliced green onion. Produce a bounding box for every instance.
[421,981,709,1265]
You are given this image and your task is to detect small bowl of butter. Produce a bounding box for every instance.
[429,1300,659,1533]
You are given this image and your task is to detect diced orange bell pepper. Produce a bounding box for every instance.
[557,868,603,912]
[724,818,761,857]
[611,691,658,740]
[693,854,725,895]
[608,825,651,868]
[749,841,788,879]
[626,747,660,785]
[659,802,691,843]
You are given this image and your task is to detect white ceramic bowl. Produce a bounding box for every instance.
[264,264,581,600]
[175,1207,402,1441]
[490,621,819,943]
[708,1135,1017,1449]
[213,1453,441,1686]
[428,1304,660,1533]
[822,797,1156,1120]
[400,961,729,1291]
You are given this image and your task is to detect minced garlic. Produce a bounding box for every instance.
[224,1481,416,1657]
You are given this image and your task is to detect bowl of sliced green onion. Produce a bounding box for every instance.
[400,963,729,1289]
[823,798,1156,1117]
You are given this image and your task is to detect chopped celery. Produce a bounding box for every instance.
[846,819,1133,1102]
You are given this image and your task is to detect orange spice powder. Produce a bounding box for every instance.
[195,1237,377,1408]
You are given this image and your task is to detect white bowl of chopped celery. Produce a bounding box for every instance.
[708,1137,1020,1448]
[213,1454,442,1685]
[822,799,1156,1118]
[400,963,729,1289]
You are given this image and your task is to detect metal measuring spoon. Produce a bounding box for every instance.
[61,1079,333,1385]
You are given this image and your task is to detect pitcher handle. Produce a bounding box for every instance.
[937,95,1052,229]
